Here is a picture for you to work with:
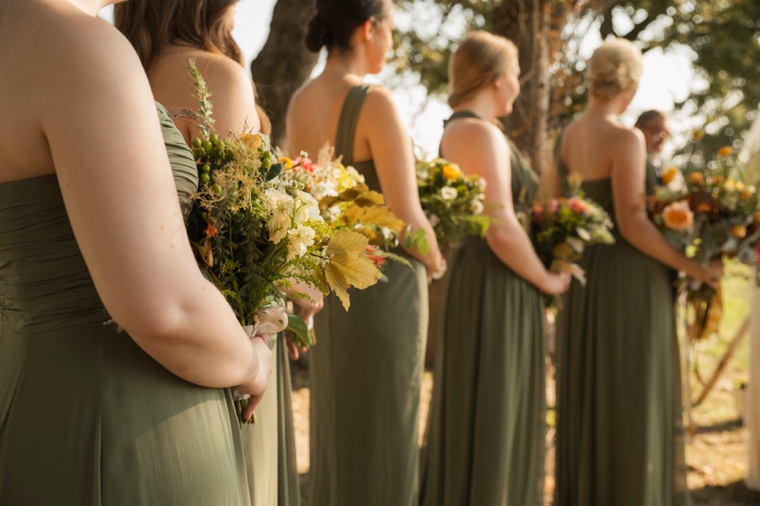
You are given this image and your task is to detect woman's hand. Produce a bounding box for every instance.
[236,334,273,421]
[540,271,572,295]
[425,253,446,284]
[286,286,324,359]
[689,259,724,289]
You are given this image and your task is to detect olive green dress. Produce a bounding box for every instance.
[310,84,429,506]
[0,103,251,505]
[241,333,301,506]
[554,144,689,505]
[419,111,546,506]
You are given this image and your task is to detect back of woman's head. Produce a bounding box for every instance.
[586,38,643,100]
[114,0,242,73]
[448,31,518,109]
[305,0,391,53]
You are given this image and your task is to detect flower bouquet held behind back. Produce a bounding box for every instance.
[533,174,615,285]
[179,61,384,423]
[648,138,760,340]
[416,158,490,245]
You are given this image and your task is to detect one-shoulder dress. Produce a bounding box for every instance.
[310,84,429,506]
[0,103,251,506]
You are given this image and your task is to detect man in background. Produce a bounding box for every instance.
[635,109,672,185]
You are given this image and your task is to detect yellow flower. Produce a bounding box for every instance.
[279,157,294,170]
[692,130,705,142]
[718,146,733,157]
[732,225,747,239]
[241,133,262,151]
[662,167,679,185]
[442,164,461,180]
[725,179,736,191]
[736,181,746,192]
[688,172,705,186]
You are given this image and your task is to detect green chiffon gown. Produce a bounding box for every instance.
[310,84,429,506]
[419,112,546,506]
[554,144,689,505]
[0,103,252,505]
[241,333,301,506]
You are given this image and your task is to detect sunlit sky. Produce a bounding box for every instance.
[100,2,702,158]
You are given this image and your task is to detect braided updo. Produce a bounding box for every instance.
[305,0,391,53]
[586,39,643,100]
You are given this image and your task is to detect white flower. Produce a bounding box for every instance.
[287,226,316,260]
[472,200,484,214]
[441,186,458,201]
[477,177,487,191]
[311,181,338,200]
[418,169,429,182]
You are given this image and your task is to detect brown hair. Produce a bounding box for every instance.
[305,0,391,53]
[114,0,243,73]
[448,31,518,109]
[586,38,643,100]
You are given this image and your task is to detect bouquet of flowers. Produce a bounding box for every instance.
[532,175,615,285]
[417,158,490,244]
[279,144,422,267]
[648,140,760,339]
[182,61,384,421]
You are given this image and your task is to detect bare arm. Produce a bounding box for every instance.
[611,128,716,282]
[442,120,569,295]
[42,22,269,394]
[364,87,443,274]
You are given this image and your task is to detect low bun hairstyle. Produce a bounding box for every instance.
[586,39,643,100]
[305,0,391,53]
[448,31,518,109]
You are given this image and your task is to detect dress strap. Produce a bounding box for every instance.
[335,84,374,165]
[439,110,485,157]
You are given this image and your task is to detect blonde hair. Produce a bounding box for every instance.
[586,38,643,100]
[448,31,519,108]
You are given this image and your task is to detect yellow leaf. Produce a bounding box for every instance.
[325,231,382,310]
[341,204,405,231]
[354,190,385,207]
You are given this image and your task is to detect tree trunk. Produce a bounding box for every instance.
[250,0,319,147]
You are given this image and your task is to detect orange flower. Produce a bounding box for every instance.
[442,164,461,180]
[718,146,733,157]
[662,167,679,185]
[741,191,752,201]
[732,225,748,239]
[688,172,705,186]
[662,201,694,231]
[568,197,588,215]
[206,223,219,237]
[754,210,760,223]
[241,133,262,151]
[364,245,385,268]
[691,130,705,142]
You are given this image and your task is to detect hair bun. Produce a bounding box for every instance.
[586,39,643,100]
[305,14,332,52]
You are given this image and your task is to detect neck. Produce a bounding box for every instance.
[323,50,370,81]
[453,91,499,122]
[587,95,626,120]
[67,0,113,16]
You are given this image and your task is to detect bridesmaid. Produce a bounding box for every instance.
[0,0,272,504]
[285,0,444,504]
[114,3,312,505]
[419,31,571,506]
[552,39,721,506]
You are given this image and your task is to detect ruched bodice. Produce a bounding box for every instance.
[0,104,196,336]
[0,103,250,506]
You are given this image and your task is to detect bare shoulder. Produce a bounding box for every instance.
[444,117,504,150]
[362,85,399,119]
[609,123,645,152]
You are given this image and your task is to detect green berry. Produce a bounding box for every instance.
[210,133,219,144]
[212,184,222,194]
[262,151,273,160]
[200,173,211,184]
[194,147,206,158]
[202,140,213,152]
[192,138,202,149]
[215,140,224,152]
[202,164,211,174]
[262,158,272,169]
